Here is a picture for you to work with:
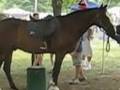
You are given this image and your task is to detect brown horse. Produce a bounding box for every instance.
[0,5,120,90]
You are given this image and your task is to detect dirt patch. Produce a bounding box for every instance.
[58,71,120,90]
[0,71,120,90]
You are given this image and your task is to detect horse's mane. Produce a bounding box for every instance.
[56,6,105,19]
[66,7,100,17]
[36,7,103,22]
[0,17,27,22]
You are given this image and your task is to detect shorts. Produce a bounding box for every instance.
[71,53,82,66]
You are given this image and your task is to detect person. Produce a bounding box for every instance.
[69,0,98,84]
[31,13,47,49]
[69,38,86,84]
[70,0,87,11]
[30,13,44,66]
[32,13,39,20]
[70,0,99,11]
[81,28,94,70]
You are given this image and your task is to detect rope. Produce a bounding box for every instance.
[106,36,110,52]
[101,29,110,74]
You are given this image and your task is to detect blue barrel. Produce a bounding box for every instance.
[27,66,47,90]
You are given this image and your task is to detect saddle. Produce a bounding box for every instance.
[28,15,59,41]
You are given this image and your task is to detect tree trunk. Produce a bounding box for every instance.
[50,0,63,65]
[52,0,63,16]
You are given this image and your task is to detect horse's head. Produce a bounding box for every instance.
[93,5,120,44]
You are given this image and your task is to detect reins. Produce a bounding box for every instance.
[101,0,111,53]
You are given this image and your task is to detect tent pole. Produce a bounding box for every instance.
[34,0,38,12]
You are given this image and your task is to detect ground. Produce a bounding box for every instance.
[0,70,120,90]
[59,71,120,90]
[0,37,120,90]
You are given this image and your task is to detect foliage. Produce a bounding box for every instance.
[0,0,120,13]
[0,0,6,11]
[0,0,52,12]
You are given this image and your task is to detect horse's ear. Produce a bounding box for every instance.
[104,5,108,8]
[100,4,107,8]
[100,3,104,8]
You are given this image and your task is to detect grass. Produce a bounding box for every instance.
[0,37,120,89]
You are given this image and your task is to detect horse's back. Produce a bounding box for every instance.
[0,18,23,50]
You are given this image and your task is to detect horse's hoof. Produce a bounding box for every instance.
[48,80,59,90]
[11,86,18,90]
[48,85,59,90]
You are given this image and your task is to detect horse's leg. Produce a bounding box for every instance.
[48,53,65,90]
[3,52,18,90]
[0,59,3,68]
[31,53,35,66]
[0,55,5,68]
[52,53,65,85]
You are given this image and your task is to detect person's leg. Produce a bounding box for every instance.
[37,54,43,65]
[79,64,87,81]
[33,54,38,66]
[75,65,80,79]
[77,53,86,79]
[33,54,43,66]
[69,52,86,84]
[71,52,80,79]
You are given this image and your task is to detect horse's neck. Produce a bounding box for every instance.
[57,11,95,46]
[66,11,94,29]
[62,12,94,37]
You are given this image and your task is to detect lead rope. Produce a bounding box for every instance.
[101,30,110,74]
[106,36,110,52]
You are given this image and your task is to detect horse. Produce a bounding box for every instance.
[0,5,120,90]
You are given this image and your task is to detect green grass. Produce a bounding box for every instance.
[0,38,120,89]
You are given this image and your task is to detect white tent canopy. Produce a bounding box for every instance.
[108,6,120,25]
[3,8,30,20]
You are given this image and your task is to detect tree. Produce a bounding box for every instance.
[0,0,120,13]
[52,0,63,16]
